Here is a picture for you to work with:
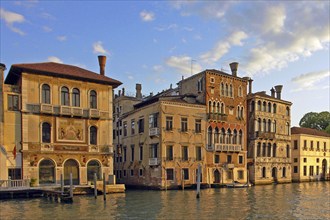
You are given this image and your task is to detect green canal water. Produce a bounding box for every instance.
[0,182,329,220]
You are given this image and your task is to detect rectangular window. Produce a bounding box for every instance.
[304,140,307,149]
[123,147,127,162]
[7,95,19,111]
[149,113,158,128]
[294,158,298,163]
[294,166,298,173]
[131,119,135,135]
[138,118,144,133]
[166,146,173,161]
[130,169,134,176]
[183,168,189,180]
[227,155,232,163]
[316,166,319,175]
[303,158,307,163]
[316,158,319,163]
[166,116,173,131]
[123,170,127,177]
[139,145,143,161]
[294,140,298,149]
[131,145,135,162]
[196,146,202,161]
[317,141,320,151]
[237,170,244,180]
[214,154,220,164]
[8,168,21,180]
[182,146,188,161]
[149,144,158,158]
[139,169,143,176]
[324,142,327,151]
[303,166,307,176]
[181,118,188,132]
[310,166,314,176]
[310,141,314,150]
[123,122,127,136]
[238,155,243,164]
[195,119,201,133]
[166,169,174,180]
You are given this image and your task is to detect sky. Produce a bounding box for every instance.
[0,0,329,126]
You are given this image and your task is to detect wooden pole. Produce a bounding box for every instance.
[60,174,64,195]
[103,173,106,201]
[94,173,97,199]
[69,173,73,198]
[196,164,201,199]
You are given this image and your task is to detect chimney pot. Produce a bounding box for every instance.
[98,55,106,76]
[270,88,275,97]
[122,88,125,96]
[274,85,283,99]
[229,62,239,77]
[136,83,142,99]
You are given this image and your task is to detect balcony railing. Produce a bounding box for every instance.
[149,158,159,166]
[40,104,53,114]
[215,144,242,152]
[89,109,100,118]
[208,113,227,122]
[60,106,71,115]
[149,127,160,136]
[255,157,291,163]
[72,107,83,116]
[255,131,275,140]
[0,179,30,188]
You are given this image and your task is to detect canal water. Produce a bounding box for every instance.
[0,182,329,220]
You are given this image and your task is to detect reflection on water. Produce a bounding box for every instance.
[0,182,329,220]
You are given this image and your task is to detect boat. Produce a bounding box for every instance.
[226,181,252,188]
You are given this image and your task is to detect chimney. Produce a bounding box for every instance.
[118,90,121,97]
[270,87,275,97]
[274,85,283,99]
[122,88,125,96]
[136,83,142,99]
[98,55,106,76]
[229,62,238,77]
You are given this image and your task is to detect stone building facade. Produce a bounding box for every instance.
[247,87,292,184]
[0,56,121,185]
[291,127,330,182]
[114,91,206,189]
[178,63,249,185]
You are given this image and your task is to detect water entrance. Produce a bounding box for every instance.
[64,159,79,185]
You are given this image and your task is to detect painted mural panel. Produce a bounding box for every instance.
[56,118,85,142]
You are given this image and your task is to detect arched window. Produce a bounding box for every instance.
[262,143,266,157]
[61,86,69,106]
[263,101,266,112]
[238,130,243,145]
[262,167,266,178]
[267,143,272,157]
[257,142,261,157]
[214,127,219,144]
[90,126,97,145]
[286,122,290,135]
[233,129,237,144]
[42,84,51,104]
[250,101,255,112]
[263,119,267,132]
[273,144,277,157]
[220,128,225,144]
[286,145,290,158]
[274,120,277,133]
[207,126,213,147]
[282,167,286,177]
[237,106,240,118]
[286,107,290,116]
[72,88,80,107]
[42,122,51,143]
[240,107,244,119]
[90,90,97,109]
[213,102,216,113]
[229,84,233,97]
[225,84,229,96]
[273,104,277,113]
[268,119,272,132]
[220,103,224,114]
[227,129,232,144]
[258,118,262,132]
[216,102,220,114]
[39,159,55,184]
[220,83,224,96]
[208,101,212,113]
[87,160,101,181]
[268,102,271,113]
[257,101,261,111]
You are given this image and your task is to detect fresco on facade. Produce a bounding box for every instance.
[56,118,85,142]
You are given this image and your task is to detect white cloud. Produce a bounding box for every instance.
[140,10,155,22]
[14,0,38,8]
[166,56,202,76]
[291,70,330,91]
[47,56,63,63]
[42,26,52,32]
[93,41,109,55]
[153,65,164,73]
[57,35,67,41]
[0,8,25,35]
[154,24,178,31]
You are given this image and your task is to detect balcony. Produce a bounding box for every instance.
[72,107,83,116]
[149,127,160,136]
[255,131,275,140]
[60,106,71,115]
[208,113,227,122]
[89,109,100,118]
[149,158,159,166]
[215,144,242,152]
[40,104,53,114]
[256,157,291,163]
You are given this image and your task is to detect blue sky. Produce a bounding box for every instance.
[1,1,329,126]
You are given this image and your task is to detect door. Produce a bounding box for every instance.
[214,169,221,183]
[64,159,79,185]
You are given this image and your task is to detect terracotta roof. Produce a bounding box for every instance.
[5,62,122,87]
[291,127,330,137]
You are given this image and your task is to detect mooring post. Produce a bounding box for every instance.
[61,174,64,195]
[196,163,201,199]
[103,173,106,201]
[70,173,73,198]
[94,173,97,199]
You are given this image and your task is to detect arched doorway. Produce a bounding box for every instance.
[87,160,101,181]
[214,169,221,183]
[64,159,79,185]
[39,159,55,184]
[272,167,277,182]
[321,159,327,180]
